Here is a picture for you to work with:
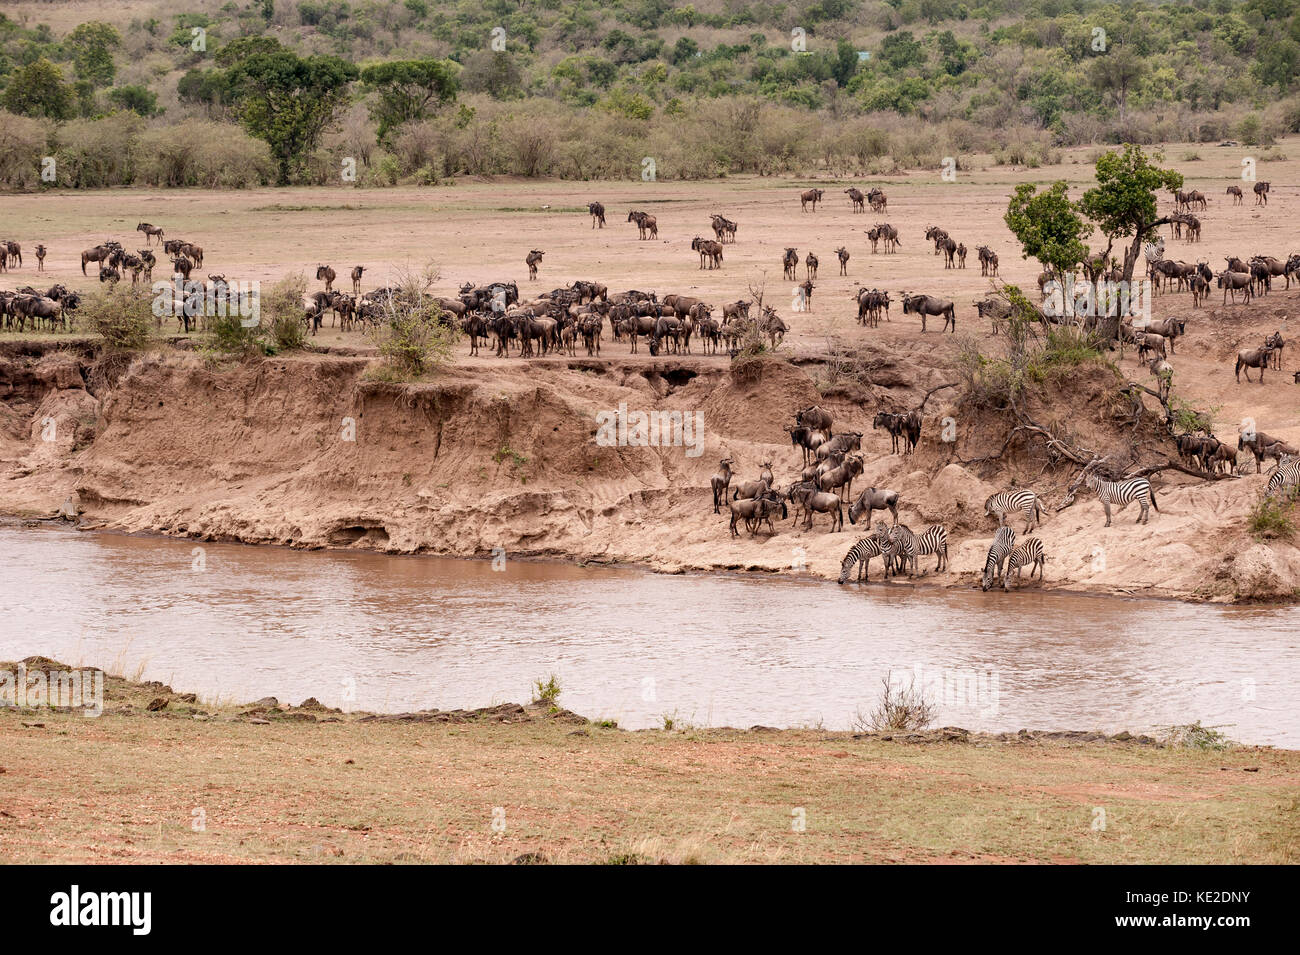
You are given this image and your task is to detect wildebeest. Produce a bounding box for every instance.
[316,265,336,292]
[782,247,798,281]
[902,293,956,333]
[847,487,900,526]
[35,244,47,272]
[1226,185,1243,205]
[588,201,606,228]
[977,245,999,276]
[627,211,658,239]
[1217,269,1253,304]
[874,411,921,454]
[526,249,545,280]
[1235,344,1276,383]
[1254,181,1270,205]
[845,187,865,213]
[865,223,900,254]
[136,222,164,245]
[350,265,366,295]
[691,237,723,269]
[836,247,849,276]
[800,188,824,212]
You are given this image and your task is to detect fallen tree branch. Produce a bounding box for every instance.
[915,381,958,413]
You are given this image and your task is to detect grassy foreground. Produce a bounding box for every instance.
[1,661,1297,865]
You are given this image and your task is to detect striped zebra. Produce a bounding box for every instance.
[875,521,916,577]
[1001,537,1046,590]
[984,489,1042,534]
[915,523,949,573]
[838,535,893,583]
[1267,457,1300,496]
[1082,471,1158,526]
[981,526,1016,591]
[1143,236,1165,266]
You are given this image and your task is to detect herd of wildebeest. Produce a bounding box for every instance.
[2,181,1297,588]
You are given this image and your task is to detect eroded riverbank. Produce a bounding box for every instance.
[3,344,1299,605]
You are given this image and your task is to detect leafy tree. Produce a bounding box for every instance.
[359,58,458,144]
[1004,181,1090,277]
[65,22,120,88]
[1078,144,1183,283]
[1088,46,1145,121]
[177,68,226,106]
[108,84,159,116]
[879,31,924,71]
[216,37,358,184]
[831,39,859,86]
[2,58,75,119]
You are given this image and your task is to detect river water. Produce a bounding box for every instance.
[1,524,1297,745]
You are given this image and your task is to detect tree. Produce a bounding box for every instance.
[1088,46,1145,122]
[216,37,358,184]
[65,22,121,88]
[359,58,458,144]
[1004,181,1090,278]
[1078,144,1183,283]
[108,84,159,117]
[2,58,75,120]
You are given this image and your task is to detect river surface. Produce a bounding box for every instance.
[1,524,1297,745]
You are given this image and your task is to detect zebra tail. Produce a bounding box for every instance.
[1149,484,1159,511]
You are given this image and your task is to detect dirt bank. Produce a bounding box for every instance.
[1,658,1294,864]
[1,337,1297,602]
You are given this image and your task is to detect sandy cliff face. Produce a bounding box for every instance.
[2,342,1297,603]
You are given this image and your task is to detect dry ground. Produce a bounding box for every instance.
[1,664,1297,864]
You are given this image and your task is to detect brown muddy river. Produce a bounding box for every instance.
[2,524,1298,745]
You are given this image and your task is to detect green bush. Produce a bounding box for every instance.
[79,285,154,349]
[263,273,308,351]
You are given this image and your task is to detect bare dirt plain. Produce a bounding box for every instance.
[1,142,1298,601]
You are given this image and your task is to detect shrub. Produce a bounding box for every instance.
[79,285,153,349]
[0,111,50,188]
[263,272,308,351]
[133,121,275,187]
[531,674,561,704]
[1247,492,1296,541]
[856,674,936,732]
[364,264,458,379]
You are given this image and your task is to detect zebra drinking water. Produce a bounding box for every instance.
[876,522,918,577]
[1001,538,1046,590]
[837,535,893,583]
[984,490,1042,533]
[981,526,1016,591]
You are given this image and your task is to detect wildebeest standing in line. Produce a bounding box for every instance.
[588,201,606,228]
[35,244,47,272]
[317,265,336,292]
[783,248,798,281]
[800,188,824,212]
[836,247,849,275]
[351,265,366,294]
[805,252,819,280]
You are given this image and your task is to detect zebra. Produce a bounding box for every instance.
[915,523,949,573]
[984,490,1042,534]
[1143,236,1165,267]
[838,535,893,583]
[1267,457,1300,496]
[1001,538,1046,590]
[876,521,917,577]
[981,526,1016,591]
[1079,472,1159,526]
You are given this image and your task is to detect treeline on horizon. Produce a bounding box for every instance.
[0,0,1297,188]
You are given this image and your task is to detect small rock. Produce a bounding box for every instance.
[248,718,270,725]
[146,697,168,712]
[250,697,278,708]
